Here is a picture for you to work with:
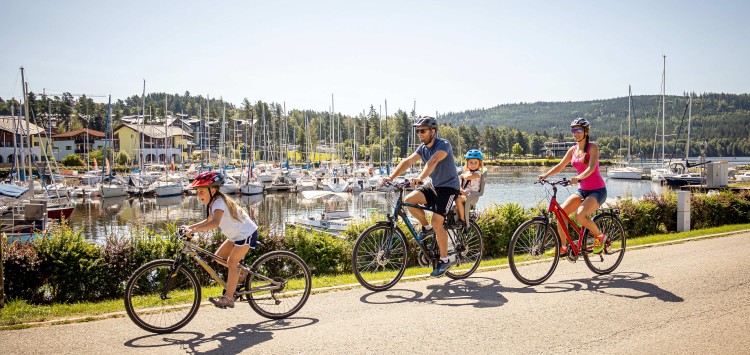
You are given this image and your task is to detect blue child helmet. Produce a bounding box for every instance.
[465,149,483,160]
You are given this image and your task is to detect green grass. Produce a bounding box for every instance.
[2,222,749,329]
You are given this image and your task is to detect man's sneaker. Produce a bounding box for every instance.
[418,227,435,242]
[430,259,453,277]
[453,220,466,230]
[592,234,607,254]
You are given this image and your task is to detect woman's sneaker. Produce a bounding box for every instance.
[592,234,607,254]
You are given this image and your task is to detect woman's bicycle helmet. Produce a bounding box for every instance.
[570,117,590,128]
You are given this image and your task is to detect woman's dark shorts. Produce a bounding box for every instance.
[576,187,608,206]
[417,186,460,217]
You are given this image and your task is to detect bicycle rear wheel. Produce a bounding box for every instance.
[508,218,560,286]
[446,221,484,279]
[583,213,626,274]
[124,259,201,333]
[352,224,409,291]
[247,250,312,319]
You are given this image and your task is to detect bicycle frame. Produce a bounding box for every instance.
[167,237,282,297]
[544,181,588,257]
[382,182,451,260]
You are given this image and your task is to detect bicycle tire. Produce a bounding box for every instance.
[583,213,626,274]
[446,221,484,279]
[124,259,201,334]
[351,223,409,291]
[247,250,312,319]
[508,218,560,286]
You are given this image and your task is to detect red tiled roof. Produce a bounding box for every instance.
[52,128,106,139]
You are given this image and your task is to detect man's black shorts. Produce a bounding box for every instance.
[416,186,460,217]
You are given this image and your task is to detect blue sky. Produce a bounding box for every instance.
[1,0,748,116]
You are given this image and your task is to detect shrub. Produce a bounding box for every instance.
[617,198,660,238]
[476,202,530,257]
[60,154,84,166]
[283,227,350,275]
[642,191,678,232]
[35,224,104,303]
[1,236,44,302]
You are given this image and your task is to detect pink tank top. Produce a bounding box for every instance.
[571,144,606,190]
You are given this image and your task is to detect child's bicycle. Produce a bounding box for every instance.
[351,180,484,291]
[507,178,626,285]
[124,228,312,333]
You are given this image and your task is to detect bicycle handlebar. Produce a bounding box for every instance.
[536,178,572,187]
[382,179,411,189]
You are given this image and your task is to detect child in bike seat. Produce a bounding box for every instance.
[183,171,258,309]
[454,149,484,229]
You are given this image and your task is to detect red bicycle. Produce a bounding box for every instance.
[508,178,626,285]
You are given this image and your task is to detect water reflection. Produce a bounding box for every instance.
[68,171,665,241]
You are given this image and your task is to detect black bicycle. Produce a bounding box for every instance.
[351,180,484,291]
[124,228,311,333]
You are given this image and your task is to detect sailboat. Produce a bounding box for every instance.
[607,86,644,180]
[240,108,264,195]
[151,97,183,197]
[99,96,129,198]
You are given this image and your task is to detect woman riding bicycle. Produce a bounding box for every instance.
[538,118,608,254]
[182,171,259,308]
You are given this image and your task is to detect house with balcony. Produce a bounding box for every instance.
[113,123,193,164]
[52,128,106,161]
[0,116,48,166]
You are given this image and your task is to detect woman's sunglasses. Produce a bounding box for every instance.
[570,128,585,134]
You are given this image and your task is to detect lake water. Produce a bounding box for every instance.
[67,171,670,242]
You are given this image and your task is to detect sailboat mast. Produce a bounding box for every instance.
[21,67,32,181]
[140,80,145,169]
[627,85,632,160]
[685,93,693,163]
[661,54,666,163]
[164,95,168,166]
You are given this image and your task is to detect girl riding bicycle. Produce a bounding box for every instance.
[538,118,608,254]
[183,171,259,308]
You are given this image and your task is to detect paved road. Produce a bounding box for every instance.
[2,233,749,354]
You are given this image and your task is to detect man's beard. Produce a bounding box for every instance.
[420,133,434,143]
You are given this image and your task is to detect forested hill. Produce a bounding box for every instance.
[440,93,750,155]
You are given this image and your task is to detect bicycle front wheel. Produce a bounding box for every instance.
[124,259,201,333]
[446,221,484,279]
[508,218,560,286]
[583,213,626,274]
[352,224,409,291]
[247,250,312,319]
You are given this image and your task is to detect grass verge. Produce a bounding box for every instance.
[2,223,749,330]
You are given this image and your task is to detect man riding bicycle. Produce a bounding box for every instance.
[382,116,461,277]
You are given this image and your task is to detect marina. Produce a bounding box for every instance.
[59,170,686,242]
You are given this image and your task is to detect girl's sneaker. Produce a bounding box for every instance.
[559,244,569,255]
[592,234,607,254]
[209,295,235,309]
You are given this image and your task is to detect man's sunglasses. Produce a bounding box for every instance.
[416,128,431,134]
[570,128,585,134]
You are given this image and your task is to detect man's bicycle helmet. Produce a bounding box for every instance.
[465,149,483,160]
[188,171,225,189]
[570,117,590,128]
[412,116,438,130]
